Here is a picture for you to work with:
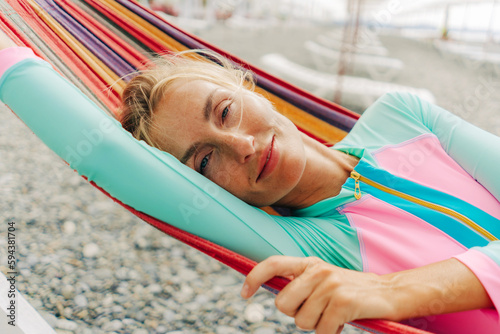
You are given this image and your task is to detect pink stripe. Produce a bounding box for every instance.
[404,309,499,333]
[0,47,37,80]
[373,134,500,219]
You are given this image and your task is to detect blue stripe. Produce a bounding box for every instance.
[347,160,500,248]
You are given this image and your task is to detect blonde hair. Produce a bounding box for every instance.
[119,50,256,149]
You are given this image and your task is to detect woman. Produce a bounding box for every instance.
[1,30,498,333]
[119,50,499,333]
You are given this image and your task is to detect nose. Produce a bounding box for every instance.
[223,132,255,164]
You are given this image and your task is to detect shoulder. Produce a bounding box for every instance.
[336,92,433,150]
[363,92,430,122]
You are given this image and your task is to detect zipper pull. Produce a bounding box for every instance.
[350,171,362,200]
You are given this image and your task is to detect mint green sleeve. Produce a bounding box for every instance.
[0,55,307,262]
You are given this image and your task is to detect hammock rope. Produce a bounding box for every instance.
[0,1,433,333]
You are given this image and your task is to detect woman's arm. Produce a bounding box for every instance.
[242,255,493,334]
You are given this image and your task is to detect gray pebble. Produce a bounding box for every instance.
[82,243,100,258]
[252,328,276,334]
[162,309,176,322]
[147,283,162,294]
[121,318,136,326]
[74,294,88,308]
[111,305,124,313]
[194,294,210,305]
[94,268,113,280]
[132,330,149,334]
[135,311,146,322]
[56,319,79,331]
[101,320,123,332]
[216,326,238,334]
[128,269,141,280]
[63,307,73,319]
[156,325,167,334]
[63,220,76,235]
[102,295,114,307]
[244,303,265,323]
[178,268,198,281]
[115,267,129,280]
[134,237,152,249]
[76,328,93,334]
[215,275,238,286]
[61,285,75,299]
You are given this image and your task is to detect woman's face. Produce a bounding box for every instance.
[151,79,307,207]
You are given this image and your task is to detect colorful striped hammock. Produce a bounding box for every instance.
[0,1,432,333]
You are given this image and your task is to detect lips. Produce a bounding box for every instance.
[256,135,278,182]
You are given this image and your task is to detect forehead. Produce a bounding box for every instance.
[151,79,219,158]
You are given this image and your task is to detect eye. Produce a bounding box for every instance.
[199,152,211,175]
[221,104,231,122]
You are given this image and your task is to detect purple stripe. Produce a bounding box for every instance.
[35,0,136,79]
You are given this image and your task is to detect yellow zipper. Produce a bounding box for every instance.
[350,171,498,241]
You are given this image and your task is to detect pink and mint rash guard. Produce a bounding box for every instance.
[289,92,500,333]
[1,47,499,334]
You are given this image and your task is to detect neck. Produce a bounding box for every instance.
[275,133,359,209]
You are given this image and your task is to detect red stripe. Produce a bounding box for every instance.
[0,8,41,53]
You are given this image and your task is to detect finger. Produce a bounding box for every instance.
[241,256,311,298]
[274,276,314,317]
[289,280,331,329]
[275,257,339,318]
[315,300,346,334]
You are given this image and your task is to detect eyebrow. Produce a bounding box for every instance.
[180,88,218,165]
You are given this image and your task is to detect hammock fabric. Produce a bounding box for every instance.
[0,1,432,333]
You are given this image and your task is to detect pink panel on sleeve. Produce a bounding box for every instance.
[373,134,500,219]
[454,249,500,317]
[0,47,37,79]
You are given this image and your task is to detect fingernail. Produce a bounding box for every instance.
[241,284,249,298]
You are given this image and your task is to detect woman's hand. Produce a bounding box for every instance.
[241,256,395,333]
[241,256,493,334]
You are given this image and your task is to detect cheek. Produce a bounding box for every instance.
[209,162,244,193]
